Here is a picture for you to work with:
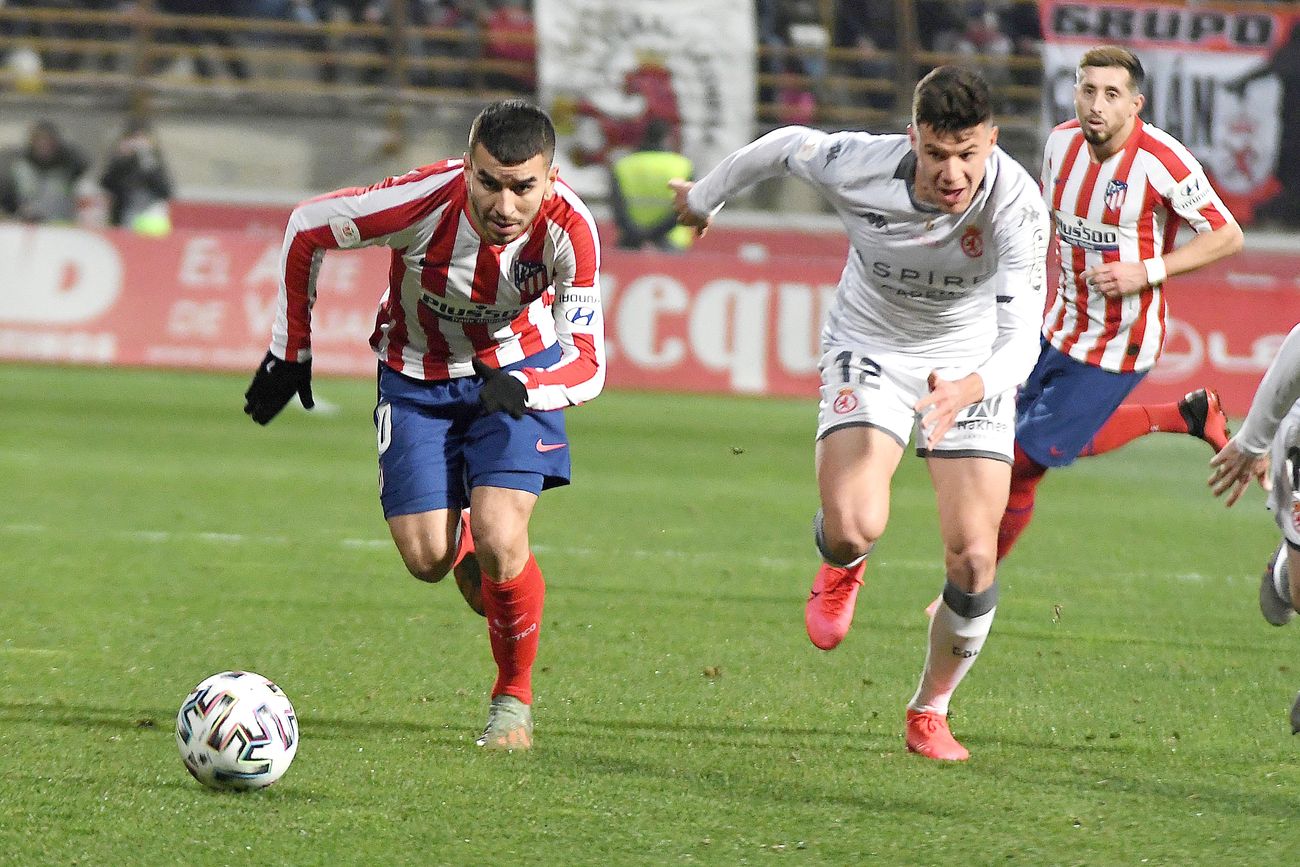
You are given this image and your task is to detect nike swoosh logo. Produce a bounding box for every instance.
[1048,446,1064,457]
[535,439,566,453]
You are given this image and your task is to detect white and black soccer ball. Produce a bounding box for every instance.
[176,671,298,791]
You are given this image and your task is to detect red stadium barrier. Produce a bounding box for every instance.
[0,223,1295,415]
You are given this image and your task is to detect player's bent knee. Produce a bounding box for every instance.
[815,520,877,567]
[817,510,881,564]
[944,546,998,589]
[396,546,455,583]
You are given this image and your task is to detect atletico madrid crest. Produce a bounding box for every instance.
[512,259,551,303]
[1104,179,1128,211]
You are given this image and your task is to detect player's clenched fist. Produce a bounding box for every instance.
[472,357,528,420]
[244,350,314,425]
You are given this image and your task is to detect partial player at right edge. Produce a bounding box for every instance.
[1208,322,1300,734]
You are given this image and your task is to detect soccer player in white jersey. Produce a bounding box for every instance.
[672,66,1050,761]
[242,100,605,751]
[996,46,1244,563]
[1208,322,1300,733]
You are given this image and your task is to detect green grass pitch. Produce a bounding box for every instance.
[0,364,1294,865]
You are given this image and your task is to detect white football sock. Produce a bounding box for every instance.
[908,601,996,716]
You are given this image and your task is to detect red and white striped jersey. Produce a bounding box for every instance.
[1041,118,1235,372]
[270,160,605,411]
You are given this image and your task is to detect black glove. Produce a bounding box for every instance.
[244,350,313,425]
[472,357,527,420]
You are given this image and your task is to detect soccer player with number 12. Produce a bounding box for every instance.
[675,66,1049,760]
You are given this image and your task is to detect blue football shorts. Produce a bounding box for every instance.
[1015,341,1146,468]
[374,345,571,519]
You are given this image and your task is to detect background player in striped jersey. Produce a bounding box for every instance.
[673,67,1050,761]
[997,45,1245,563]
[1208,322,1300,733]
[243,100,605,751]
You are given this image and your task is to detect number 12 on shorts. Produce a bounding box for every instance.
[834,350,881,388]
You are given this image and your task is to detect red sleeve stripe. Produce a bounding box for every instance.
[296,165,463,244]
[282,225,334,358]
[1196,202,1230,231]
[552,181,601,280]
[522,332,599,389]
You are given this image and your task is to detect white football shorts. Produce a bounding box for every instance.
[815,346,1016,462]
[1267,401,1300,547]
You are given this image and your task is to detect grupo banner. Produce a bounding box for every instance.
[0,224,1293,415]
[1040,0,1296,222]
[534,0,755,196]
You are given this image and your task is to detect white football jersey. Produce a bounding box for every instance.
[1237,322,1300,455]
[687,126,1049,397]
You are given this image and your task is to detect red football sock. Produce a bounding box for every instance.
[997,444,1047,562]
[481,553,545,705]
[1080,403,1186,457]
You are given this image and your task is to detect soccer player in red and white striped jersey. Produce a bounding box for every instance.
[243,100,605,751]
[999,45,1244,562]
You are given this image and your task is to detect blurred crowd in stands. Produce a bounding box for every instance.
[0,116,173,233]
[6,2,1297,229]
[0,0,537,89]
[760,0,1041,121]
[0,1,1044,100]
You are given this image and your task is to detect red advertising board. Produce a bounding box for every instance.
[0,223,1295,415]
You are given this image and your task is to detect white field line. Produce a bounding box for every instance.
[0,522,948,572]
[0,525,1252,588]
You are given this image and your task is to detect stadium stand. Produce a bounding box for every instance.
[0,1,1045,220]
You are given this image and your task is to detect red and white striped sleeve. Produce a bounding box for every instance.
[270,162,463,361]
[513,182,605,410]
[1139,127,1235,236]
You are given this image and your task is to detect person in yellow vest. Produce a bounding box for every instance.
[609,120,694,251]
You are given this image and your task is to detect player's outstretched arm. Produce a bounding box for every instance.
[669,179,710,238]
[244,351,313,425]
[1208,439,1270,507]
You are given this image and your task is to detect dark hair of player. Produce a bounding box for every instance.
[912,66,993,134]
[468,99,557,167]
[1078,45,1146,94]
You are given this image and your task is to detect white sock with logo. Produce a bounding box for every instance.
[909,597,996,716]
